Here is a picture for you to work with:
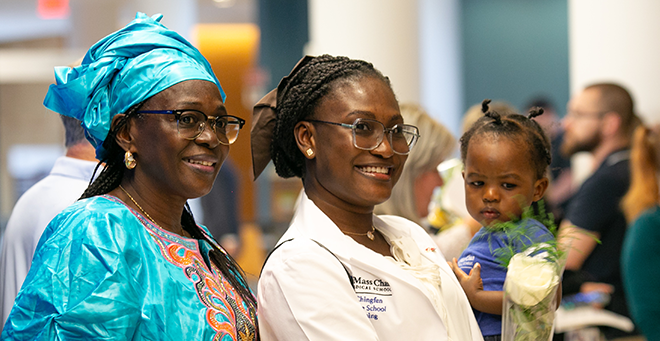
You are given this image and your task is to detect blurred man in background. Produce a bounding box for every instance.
[558,83,641,339]
[0,115,97,329]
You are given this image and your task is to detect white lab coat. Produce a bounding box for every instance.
[258,191,483,341]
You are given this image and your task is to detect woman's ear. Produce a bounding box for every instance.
[294,121,316,159]
[533,177,549,202]
[112,114,133,152]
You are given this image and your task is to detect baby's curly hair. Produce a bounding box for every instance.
[460,99,552,179]
[271,54,393,178]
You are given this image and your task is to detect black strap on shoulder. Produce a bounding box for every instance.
[309,239,356,290]
[260,238,294,277]
[260,238,355,291]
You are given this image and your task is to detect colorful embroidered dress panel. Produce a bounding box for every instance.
[2,195,256,340]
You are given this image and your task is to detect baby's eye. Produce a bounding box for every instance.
[502,183,517,190]
[469,181,484,187]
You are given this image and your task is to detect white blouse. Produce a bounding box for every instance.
[381,225,475,341]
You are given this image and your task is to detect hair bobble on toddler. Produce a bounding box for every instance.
[528,107,545,120]
[481,98,502,124]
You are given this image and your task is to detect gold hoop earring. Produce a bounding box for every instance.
[124,151,137,169]
[306,148,314,157]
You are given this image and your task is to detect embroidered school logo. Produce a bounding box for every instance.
[353,276,392,295]
[358,295,387,320]
[353,276,392,321]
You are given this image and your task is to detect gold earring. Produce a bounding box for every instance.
[306,148,314,157]
[124,151,137,169]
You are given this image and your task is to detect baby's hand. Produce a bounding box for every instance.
[451,259,504,314]
[450,258,483,297]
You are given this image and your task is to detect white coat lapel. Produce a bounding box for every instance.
[291,194,440,303]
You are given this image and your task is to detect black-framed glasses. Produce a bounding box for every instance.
[306,118,420,155]
[136,109,245,145]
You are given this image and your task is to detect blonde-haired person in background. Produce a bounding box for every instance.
[620,124,660,341]
[374,103,456,228]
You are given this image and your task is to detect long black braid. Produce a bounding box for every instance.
[271,54,393,178]
[80,104,141,200]
[80,103,258,322]
[460,99,552,179]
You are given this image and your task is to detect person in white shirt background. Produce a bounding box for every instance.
[0,114,97,330]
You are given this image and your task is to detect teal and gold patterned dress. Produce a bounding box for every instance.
[2,195,257,340]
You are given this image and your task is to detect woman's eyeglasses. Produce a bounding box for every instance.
[306,118,420,155]
[137,109,245,145]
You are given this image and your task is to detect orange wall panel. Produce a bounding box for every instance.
[195,24,260,223]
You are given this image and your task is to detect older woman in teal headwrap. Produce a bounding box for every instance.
[2,13,257,340]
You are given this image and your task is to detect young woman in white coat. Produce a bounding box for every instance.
[251,55,484,341]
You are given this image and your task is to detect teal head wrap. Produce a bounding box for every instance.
[43,12,225,159]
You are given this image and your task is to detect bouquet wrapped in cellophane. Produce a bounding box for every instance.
[486,201,565,341]
[502,245,564,341]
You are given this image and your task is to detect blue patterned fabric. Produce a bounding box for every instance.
[43,12,224,159]
[1,196,256,340]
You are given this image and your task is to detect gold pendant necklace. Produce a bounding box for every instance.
[118,185,185,236]
[342,225,376,241]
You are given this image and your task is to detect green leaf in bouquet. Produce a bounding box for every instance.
[483,199,565,268]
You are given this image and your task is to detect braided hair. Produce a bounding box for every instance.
[460,99,552,180]
[271,54,393,178]
[80,103,258,321]
[80,104,141,200]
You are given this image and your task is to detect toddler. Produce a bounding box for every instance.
[450,100,558,341]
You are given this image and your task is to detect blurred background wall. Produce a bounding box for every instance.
[1,0,659,276]
[462,0,569,117]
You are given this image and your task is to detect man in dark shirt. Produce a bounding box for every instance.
[558,83,640,339]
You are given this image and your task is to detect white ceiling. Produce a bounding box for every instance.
[0,0,256,44]
[0,0,256,84]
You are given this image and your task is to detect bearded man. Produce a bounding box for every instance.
[558,83,641,339]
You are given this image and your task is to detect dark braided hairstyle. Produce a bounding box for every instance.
[80,103,142,199]
[271,54,393,178]
[80,103,258,321]
[460,99,552,180]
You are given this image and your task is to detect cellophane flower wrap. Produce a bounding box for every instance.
[489,202,565,341]
[502,246,563,341]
